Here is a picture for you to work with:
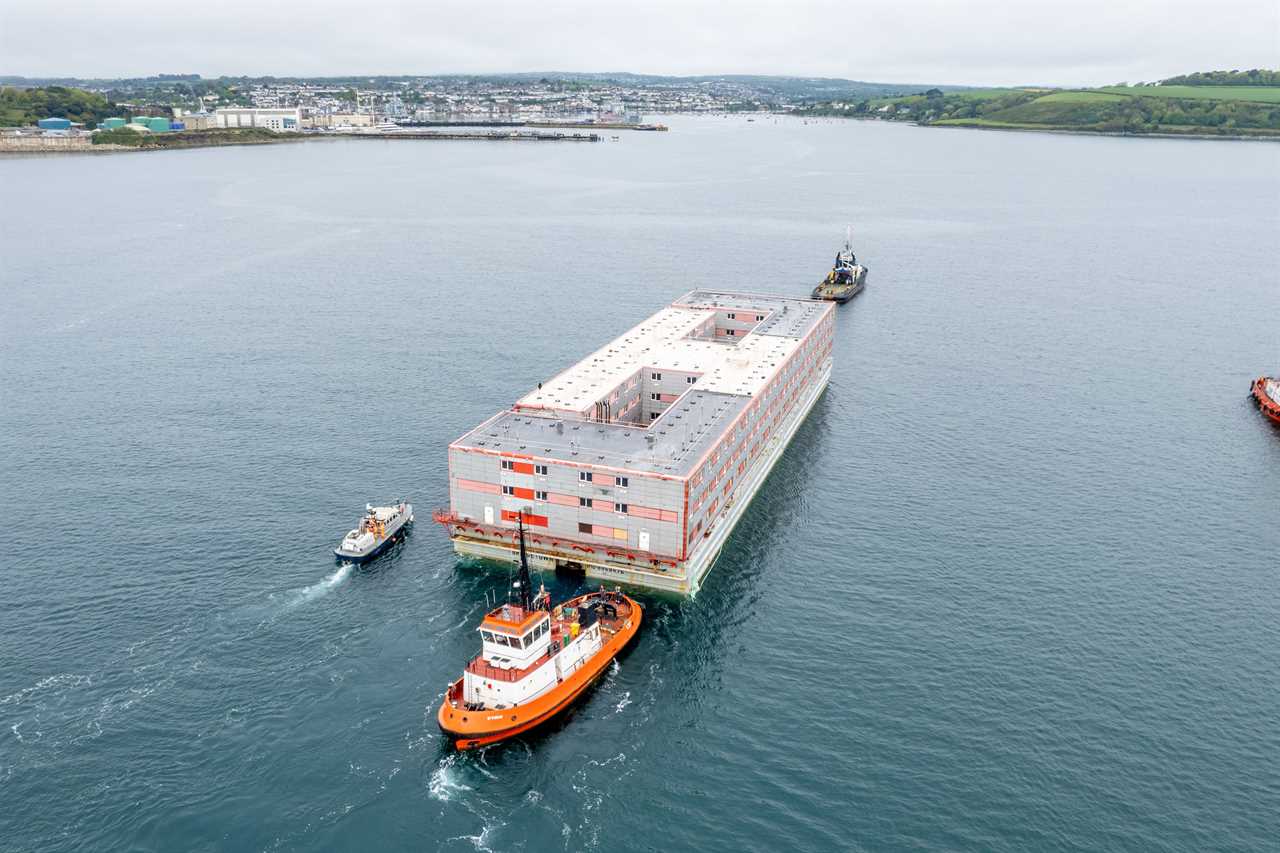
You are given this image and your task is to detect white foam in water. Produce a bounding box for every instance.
[428,754,473,802]
[286,564,353,608]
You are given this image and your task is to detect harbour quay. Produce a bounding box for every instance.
[435,290,834,594]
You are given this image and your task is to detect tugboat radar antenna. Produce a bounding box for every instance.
[515,509,534,612]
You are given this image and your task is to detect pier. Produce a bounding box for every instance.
[336,130,601,142]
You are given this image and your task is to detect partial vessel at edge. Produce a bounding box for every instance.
[334,501,413,562]
[811,226,868,304]
[437,512,642,750]
[1251,376,1280,425]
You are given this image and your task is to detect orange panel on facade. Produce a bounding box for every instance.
[501,509,548,527]
[511,462,534,475]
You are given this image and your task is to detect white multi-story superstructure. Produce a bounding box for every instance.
[436,290,835,595]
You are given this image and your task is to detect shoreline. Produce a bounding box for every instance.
[0,128,601,155]
[792,112,1280,142]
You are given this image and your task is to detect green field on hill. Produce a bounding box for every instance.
[803,72,1280,138]
[1098,85,1280,103]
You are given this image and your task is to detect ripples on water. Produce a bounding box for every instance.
[1,116,1278,852]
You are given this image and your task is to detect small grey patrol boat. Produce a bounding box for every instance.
[335,501,413,562]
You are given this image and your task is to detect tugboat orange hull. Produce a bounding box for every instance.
[437,596,642,750]
[1252,376,1280,425]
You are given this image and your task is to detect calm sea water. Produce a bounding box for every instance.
[1,117,1278,852]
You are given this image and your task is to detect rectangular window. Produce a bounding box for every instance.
[727,312,736,319]
[615,476,628,487]
[687,376,697,384]
[501,485,514,496]
[756,314,764,321]
[650,393,661,401]
[535,490,547,501]
[535,464,548,476]
[726,329,736,336]
[651,372,662,380]
[650,412,658,420]
[579,496,590,507]
[578,522,592,534]
[579,471,592,482]
[501,459,514,470]
[617,503,628,513]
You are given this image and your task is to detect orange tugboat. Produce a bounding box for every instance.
[1251,376,1280,425]
[437,511,642,750]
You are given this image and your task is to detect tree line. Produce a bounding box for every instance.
[0,86,118,128]
[1158,69,1280,87]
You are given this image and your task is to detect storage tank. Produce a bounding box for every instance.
[101,118,126,130]
[37,117,72,130]
[146,118,171,133]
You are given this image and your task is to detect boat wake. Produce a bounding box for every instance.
[428,753,474,802]
[284,564,353,608]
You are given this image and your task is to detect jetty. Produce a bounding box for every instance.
[336,130,600,142]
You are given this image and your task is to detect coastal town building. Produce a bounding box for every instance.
[214,107,301,131]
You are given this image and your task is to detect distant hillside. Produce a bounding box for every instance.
[0,72,968,104]
[799,71,1280,138]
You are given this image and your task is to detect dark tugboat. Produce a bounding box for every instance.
[811,226,868,304]
[436,510,642,750]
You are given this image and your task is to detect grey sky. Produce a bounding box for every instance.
[2,0,1276,86]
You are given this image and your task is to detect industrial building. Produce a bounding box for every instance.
[214,107,301,132]
[436,290,835,594]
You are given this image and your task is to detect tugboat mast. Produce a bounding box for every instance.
[515,509,534,612]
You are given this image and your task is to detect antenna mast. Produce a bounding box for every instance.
[515,510,533,612]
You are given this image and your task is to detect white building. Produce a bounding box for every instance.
[214,108,301,132]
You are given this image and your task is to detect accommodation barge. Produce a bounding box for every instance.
[435,290,835,594]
